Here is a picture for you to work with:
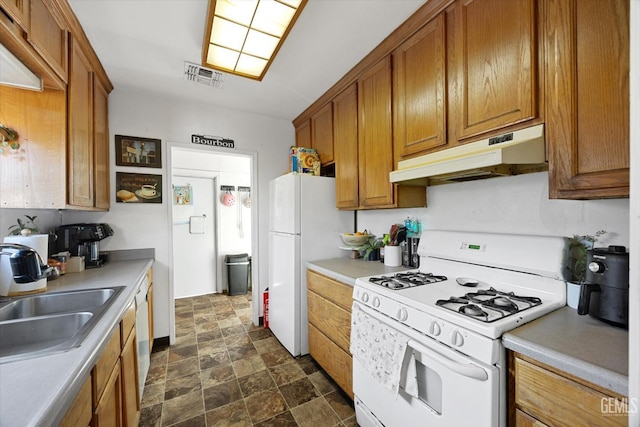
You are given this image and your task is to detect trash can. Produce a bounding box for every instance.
[225,253,249,296]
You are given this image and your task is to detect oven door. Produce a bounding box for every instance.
[352,302,500,427]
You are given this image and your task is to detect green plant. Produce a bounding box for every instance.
[8,215,41,236]
[358,236,385,261]
[568,230,607,283]
[0,124,19,152]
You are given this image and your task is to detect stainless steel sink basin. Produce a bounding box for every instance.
[0,312,93,362]
[0,288,121,321]
[0,287,124,364]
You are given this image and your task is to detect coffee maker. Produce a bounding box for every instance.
[577,245,629,328]
[54,223,114,268]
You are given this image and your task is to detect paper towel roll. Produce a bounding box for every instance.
[0,234,49,296]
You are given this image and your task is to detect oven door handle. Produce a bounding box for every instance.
[407,339,489,381]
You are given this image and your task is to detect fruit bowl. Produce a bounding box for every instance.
[340,233,373,247]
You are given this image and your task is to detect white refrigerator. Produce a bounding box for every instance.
[268,173,353,356]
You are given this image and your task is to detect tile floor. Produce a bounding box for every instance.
[139,292,357,427]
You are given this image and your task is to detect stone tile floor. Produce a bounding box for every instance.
[139,292,357,427]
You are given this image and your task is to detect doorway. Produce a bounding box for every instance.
[167,143,257,345]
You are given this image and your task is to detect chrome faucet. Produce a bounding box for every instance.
[0,243,52,283]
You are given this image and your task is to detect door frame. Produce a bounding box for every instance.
[166,141,259,345]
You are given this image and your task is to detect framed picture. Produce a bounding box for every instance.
[116,172,162,203]
[115,135,162,168]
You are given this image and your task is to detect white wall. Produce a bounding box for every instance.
[358,172,630,249]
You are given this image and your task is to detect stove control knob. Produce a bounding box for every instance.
[360,292,369,303]
[450,330,464,347]
[397,307,408,322]
[588,261,605,274]
[429,321,441,336]
[372,296,381,308]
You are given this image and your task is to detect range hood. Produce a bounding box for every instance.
[390,124,546,185]
[0,42,43,91]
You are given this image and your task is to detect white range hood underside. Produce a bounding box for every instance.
[390,124,547,185]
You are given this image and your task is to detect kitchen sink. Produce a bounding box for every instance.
[0,288,121,321]
[0,312,93,362]
[0,287,124,364]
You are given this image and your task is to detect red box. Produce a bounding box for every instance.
[263,288,269,329]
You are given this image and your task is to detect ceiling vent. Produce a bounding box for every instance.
[184,61,224,88]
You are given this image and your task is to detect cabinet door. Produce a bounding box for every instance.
[68,36,94,208]
[546,0,629,199]
[311,102,334,164]
[393,13,447,160]
[93,360,123,427]
[28,0,67,82]
[451,0,537,141]
[94,77,110,210]
[0,0,29,30]
[295,120,311,148]
[333,84,359,209]
[357,56,394,208]
[121,327,140,427]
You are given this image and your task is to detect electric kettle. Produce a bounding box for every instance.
[577,245,629,328]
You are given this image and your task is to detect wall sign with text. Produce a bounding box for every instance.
[191,134,235,148]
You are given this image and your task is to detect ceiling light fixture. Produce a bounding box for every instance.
[202,0,307,81]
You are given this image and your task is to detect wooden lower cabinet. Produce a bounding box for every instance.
[59,375,92,427]
[510,352,628,426]
[93,359,122,427]
[307,270,353,399]
[120,301,140,427]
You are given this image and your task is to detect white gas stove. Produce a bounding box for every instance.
[351,230,567,427]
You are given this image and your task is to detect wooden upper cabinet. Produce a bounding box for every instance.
[451,0,537,142]
[28,0,68,82]
[311,102,334,164]
[68,36,95,208]
[546,0,629,199]
[295,119,311,148]
[393,12,447,160]
[358,56,394,208]
[333,83,358,209]
[0,0,30,31]
[94,76,110,210]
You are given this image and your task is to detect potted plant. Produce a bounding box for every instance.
[567,230,607,284]
[8,215,41,236]
[358,236,385,261]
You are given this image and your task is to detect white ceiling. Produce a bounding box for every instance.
[68,0,427,122]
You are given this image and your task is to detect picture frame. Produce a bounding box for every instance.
[116,172,162,203]
[115,135,162,168]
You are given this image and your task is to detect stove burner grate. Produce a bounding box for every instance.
[369,272,447,290]
[436,287,543,322]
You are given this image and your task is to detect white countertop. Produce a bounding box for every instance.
[306,258,410,285]
[0,257,153,427]
[503,307,628,395]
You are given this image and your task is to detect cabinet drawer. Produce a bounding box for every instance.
[307,270,352,311]
[308,291,351,353]
[93,326,121,406]
[120,300,136,346]
[309,323,353,399]
[515,357,627,426]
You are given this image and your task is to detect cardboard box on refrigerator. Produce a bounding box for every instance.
[289,146,320,175]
